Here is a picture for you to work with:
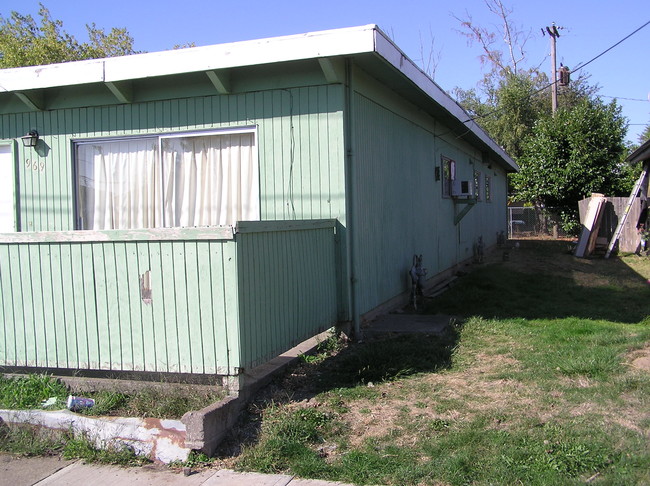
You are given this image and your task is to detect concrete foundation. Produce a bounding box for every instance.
[182,330,332,456]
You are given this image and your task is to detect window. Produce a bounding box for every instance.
[485,176,492,202]
[473,169,482,201]
[0,144,16,232]
[75,129,259,230]
[441,156,455,198]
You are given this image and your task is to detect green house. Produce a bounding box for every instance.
[0,25,517,382]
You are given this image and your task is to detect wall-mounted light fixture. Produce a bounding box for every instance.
[21,130,39,148]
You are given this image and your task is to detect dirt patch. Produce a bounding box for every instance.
[337,350,542,447]
[627,346,650,371]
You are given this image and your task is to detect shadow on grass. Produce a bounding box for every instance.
[312,328,460,390]
[220,240,649,460]
[424,240,650,324]
[218,327,460,458]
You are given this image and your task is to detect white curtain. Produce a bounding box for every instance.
[77,139,159,230]
[162,133,258,227]
[77,132,259,230]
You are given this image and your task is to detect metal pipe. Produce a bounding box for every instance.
[343,58,361,340]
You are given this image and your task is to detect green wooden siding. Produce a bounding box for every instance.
[0,236,239,374]
[0,221,337,375]
[351,81,509,317]
[236,222,337,370]
[0,87,346,232]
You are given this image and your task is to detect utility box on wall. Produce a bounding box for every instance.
[452,179,474,198]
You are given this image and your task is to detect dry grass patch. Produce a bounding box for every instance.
[232,240,650,485]
[627,344,650,371]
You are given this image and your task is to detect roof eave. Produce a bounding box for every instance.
[0,24,518,172]
[0,24,379,91]
[370,26,518,173]
[626,138,650,164]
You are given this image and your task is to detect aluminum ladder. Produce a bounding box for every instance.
[605,166,648,258]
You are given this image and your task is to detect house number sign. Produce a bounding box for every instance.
[25,159,45,172]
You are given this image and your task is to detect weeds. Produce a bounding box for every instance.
[82,386,223,419]
[0,375,68,409]
[0,424,148,465]
[0,376,224,420]
[62,433,149,466]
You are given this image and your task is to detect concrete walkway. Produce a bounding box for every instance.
[0,455,355,486]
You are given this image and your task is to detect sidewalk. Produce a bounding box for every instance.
[0,455,355,486]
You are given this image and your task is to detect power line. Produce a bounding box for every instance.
[572,20,650,74]
[460,19,650,125]
[601,95,649,102]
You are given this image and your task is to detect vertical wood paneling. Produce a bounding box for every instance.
[16,245,33,364]
[0,236,240,374]
[351,86,510,316]
[0,223,335,375]
[92,242,111,369]
[1,79,347,376]
[210,242,230,373]
[135,243,153,370]
[128,243,145,370]
[222,242,240,372]
[0,245,16,365]
[79,244,98,368]
[236,224,337,370]
[196,242,214,373]
[172,242,191,373]
[38,244,56,366]
[60,243,78,368]
[74,243,92,367]
[149,242,167,371]
[183,241,204,374]
[159,241,178,372]
[353,93,437,315]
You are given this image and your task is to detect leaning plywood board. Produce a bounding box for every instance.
[575,194,606,258]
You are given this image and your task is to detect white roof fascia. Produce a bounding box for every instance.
[372,27,518,172]
[0,59,105,92]
[0,25,377,91]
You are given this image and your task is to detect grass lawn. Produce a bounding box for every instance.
[227,240,650,485]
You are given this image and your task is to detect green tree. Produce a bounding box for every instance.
[512,98,627,232]
[453,0,631,234]
[639,125,650,144]
[0,4,135,68]
[455,69,550,160]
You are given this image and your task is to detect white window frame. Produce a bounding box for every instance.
[0,142,17,232]
[74,127,259,230]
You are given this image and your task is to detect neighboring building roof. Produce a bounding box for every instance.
[0,24,518,172]
[626,138,650,164]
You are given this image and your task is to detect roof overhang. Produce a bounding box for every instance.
[0,24,517,172]
[626,138,650,165]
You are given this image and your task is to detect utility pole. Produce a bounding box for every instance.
[543,24,561,114]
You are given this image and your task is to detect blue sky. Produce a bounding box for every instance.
[2,0,649,144]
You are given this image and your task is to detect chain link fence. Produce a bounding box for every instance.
[508,206,569,238]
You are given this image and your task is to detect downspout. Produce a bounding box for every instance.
[343,58,361,340]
